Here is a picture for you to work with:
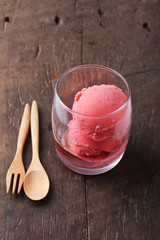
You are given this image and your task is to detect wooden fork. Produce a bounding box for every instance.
[6,103,30,194]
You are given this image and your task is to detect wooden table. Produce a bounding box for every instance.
[0,0,160,239]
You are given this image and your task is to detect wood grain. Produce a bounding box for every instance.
[0,0,160,239]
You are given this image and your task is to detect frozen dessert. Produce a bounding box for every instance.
[64,84,131,161]
[72,84,127,115]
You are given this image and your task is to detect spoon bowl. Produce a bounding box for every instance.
[24,170,49,201]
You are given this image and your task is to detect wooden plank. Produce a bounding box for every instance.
[82,0,160,239]
[0,0,87,239]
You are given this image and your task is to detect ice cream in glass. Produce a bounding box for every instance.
[52,65,132,175]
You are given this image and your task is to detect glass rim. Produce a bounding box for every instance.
[54,64,131,118]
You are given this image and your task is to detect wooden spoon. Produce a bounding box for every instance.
[23,100,50,201]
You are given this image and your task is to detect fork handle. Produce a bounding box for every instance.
[31,100,39,158]
[17,103,30,154]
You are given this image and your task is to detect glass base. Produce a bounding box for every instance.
[56,149,124,175]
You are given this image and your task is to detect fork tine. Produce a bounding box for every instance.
[12,174,18,194]
[6,171,12,194]
[17,175,24,194]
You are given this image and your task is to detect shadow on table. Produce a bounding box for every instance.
[89,136,160,191]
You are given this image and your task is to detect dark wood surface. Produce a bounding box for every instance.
[0,0,160,239]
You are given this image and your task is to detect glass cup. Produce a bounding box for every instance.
[52,65,132,175]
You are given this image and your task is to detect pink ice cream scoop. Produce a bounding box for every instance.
[73,84,126,115]
[65,84,129,159]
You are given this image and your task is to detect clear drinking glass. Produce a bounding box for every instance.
[52,65,132,175]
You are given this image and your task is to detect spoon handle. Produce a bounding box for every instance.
[17,103,30,154]
[31,100,39,158]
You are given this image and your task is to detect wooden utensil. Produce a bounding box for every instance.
[6,103,30,194]
[23,100,50,201]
